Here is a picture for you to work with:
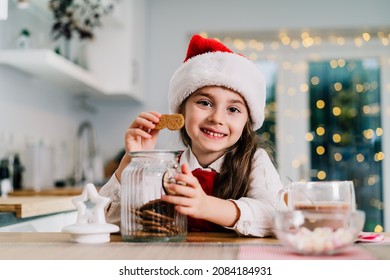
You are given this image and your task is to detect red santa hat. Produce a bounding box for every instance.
[168,34,266,130]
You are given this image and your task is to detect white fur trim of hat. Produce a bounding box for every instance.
[168,34,267,130]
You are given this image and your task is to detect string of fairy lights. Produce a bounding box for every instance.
[204,31,388,170]
[202,30,390,54]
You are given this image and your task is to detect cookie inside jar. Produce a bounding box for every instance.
[130,199,184,239]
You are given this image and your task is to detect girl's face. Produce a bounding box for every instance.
[183,86,249,166]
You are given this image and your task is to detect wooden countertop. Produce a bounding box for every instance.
[0,187,84,219]
[0,232,388,260]
[0,231,279,244]
[0,196,76,218]
[0,232,279,260]
[8,187,84,197]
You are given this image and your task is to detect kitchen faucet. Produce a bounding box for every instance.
[74,121,98,186]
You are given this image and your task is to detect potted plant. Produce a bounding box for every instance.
[49,0,119,65]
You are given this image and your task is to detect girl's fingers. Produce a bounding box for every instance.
[162,194,192,207]
[174,205,193,216]
[139,111,161,121]
[174,172,198,188]
[133,128,153,139]
[165,183,193,197]
[139,111,162,126]
[181,163,191,174]
[130,112,161,129]
[131,117,155,130]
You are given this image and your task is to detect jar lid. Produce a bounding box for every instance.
[129,150,181,158]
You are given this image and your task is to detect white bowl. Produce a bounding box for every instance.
[274,210,365,255]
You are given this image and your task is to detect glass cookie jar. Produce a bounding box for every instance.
[120,150,187,242]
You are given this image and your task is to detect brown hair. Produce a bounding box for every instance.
[178,101,273,200]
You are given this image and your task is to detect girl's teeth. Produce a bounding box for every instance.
[203,129,224,137]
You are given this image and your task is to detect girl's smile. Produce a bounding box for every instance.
[200,127,227,139]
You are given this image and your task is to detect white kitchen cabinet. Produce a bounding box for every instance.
[85,0,145,102]
[0,211,77,232]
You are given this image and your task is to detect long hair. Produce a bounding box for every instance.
[178,102,272,200]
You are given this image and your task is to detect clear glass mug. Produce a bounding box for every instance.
[120,150,187,242]
[277,180,357,213]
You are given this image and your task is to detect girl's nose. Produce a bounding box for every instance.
[208,108,225,125]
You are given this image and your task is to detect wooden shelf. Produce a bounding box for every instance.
[0,49,142,102]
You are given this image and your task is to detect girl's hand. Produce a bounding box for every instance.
[115,111,161,182]
[162,164,240,227]
[125,111,162,152]
[161,163,210,220]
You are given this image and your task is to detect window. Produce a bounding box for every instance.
[256,61,278,162]
[309,58,383,231]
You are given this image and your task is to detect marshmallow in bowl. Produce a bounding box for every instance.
[285,227,355,255]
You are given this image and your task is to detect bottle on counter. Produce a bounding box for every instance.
[12,153,24,190]
[24,142,54,191]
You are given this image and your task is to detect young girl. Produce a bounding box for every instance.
[99,34,283,237]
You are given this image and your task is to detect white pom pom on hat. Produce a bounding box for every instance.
[168,34,267,130]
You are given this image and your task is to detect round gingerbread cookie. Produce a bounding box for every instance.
[166,114,185,130]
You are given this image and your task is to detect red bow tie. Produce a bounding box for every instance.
[187,168,220,232]
[191,168,218,196]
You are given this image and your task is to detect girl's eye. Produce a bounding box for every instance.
[228,107,241,113]
[197,100,212,107]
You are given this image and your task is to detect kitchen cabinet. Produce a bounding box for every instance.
[85,0,145,102]
[0,0,145,103]
[0,211,77,232]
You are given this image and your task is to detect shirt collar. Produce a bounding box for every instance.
[179,148,224,173]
